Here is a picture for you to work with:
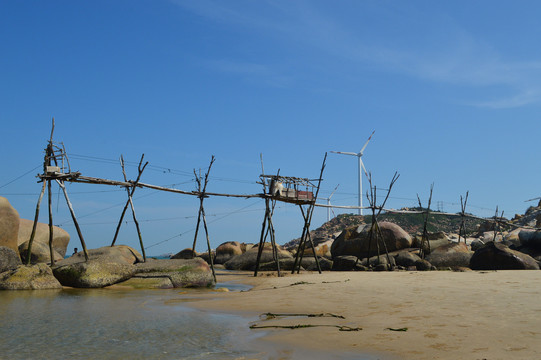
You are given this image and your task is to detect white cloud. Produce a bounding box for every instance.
[171,0,541,108]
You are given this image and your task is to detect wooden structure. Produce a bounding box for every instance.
[26,119,90,265]
[190,157,217,282]
[253,154,327,276]
[457,191,469,243]
[416,184,434,259]
[358,172,399,268]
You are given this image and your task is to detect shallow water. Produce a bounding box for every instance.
[0,283,376,360]
[0,287,260,360]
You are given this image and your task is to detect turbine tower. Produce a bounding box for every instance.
[324,184,340,222]
[331,130,375,216]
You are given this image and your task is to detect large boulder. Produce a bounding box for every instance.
[503,228,522,248]
[0,246,22,273]
[57,245,142,266]
[0,263,62,290]
[257,256,326,272]
[331,255,367,271]
[224,243,292,270]
[411,232,450,254]
[331,222,412,259]
[0,197,20,255]
[132,258,214,288]
[425,242,473,269]
[51,245,143,288]
[395,251,422,267]
[19,240,63,265]
[519,230,541,250]
[53,259,136,288]
[214,241,244,264]
[171,248,198,260]
[470,242,540,270]
[298,239,333,258]
[17,218,70,258]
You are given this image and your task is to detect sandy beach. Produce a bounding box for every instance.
[185,269,541,360]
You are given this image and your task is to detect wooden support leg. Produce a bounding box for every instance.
[254,199,270,277]
[56,180,89,261]
[26,181,47,265]
[47,180,55,266]
[201,207,216,282]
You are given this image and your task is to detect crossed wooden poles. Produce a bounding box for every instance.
[254,154,327,276]
[358,172,399,268]
[26,119,89,265]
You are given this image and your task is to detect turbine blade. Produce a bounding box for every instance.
[329,184,340,199]
[331,151,358,156]
[359,130,375,155]
[360,160,369,179]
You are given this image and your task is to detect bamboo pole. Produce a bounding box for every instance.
[191,157,216,281]
[254,154,269,277]
[457,191,469,243]
[55,179,89,260]
[292,153,326,274]
[25,180,46,265]
[201,207,216,282]
[47,179,55,266]
[417,184,434,259]
[254,198,269,277]
[111,155,148,247]
[118,155,148,260]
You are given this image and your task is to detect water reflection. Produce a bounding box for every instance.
[0,288,259,360]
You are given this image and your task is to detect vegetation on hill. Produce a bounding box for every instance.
[283,210,487,249]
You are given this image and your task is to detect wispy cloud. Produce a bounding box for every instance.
[206,59,292,88]
[171,0,541,108]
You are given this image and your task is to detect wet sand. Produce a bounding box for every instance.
[186,269,541,360]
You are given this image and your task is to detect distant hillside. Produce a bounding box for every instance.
[283,210,486,250]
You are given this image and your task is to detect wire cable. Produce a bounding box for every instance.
[0,165,42,189]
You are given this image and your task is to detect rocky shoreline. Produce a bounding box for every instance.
[3,193,541,291]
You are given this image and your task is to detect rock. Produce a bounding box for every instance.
[257,258,301,271]
[425,242,473,268]
[300,239,333,258]
[115,276,174,289]
[331,222,412,259]
[0,246,22,273]
[53,259,136,288]
[470,238,486,252]
[503,228,521,248]
[411,234,450,255]
[214,241,244,264]
[0,263,62,290]
[395,251,422,267]
[470,242,540,270]
[198,250,215,264]
[258,256,330,272]
[19,240,63,265]
[51,245,143,288]
[18,218,70,258]
[481,231,503,243]
[224,243,292,271]
[171,248,198,260]
[133,258,214,288]
[331,255,366,271]
[374,263,392,271]
[57,245,142,266]
[306,257,333,271]
[519,230,541,250]
[360,254,396,268]
[414,259,432,271]
[0,197,20,256]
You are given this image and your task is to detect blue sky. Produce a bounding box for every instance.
[1,1,541,255]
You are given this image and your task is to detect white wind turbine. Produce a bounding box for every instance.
[331,130,375,216]
[324,184,340,222]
